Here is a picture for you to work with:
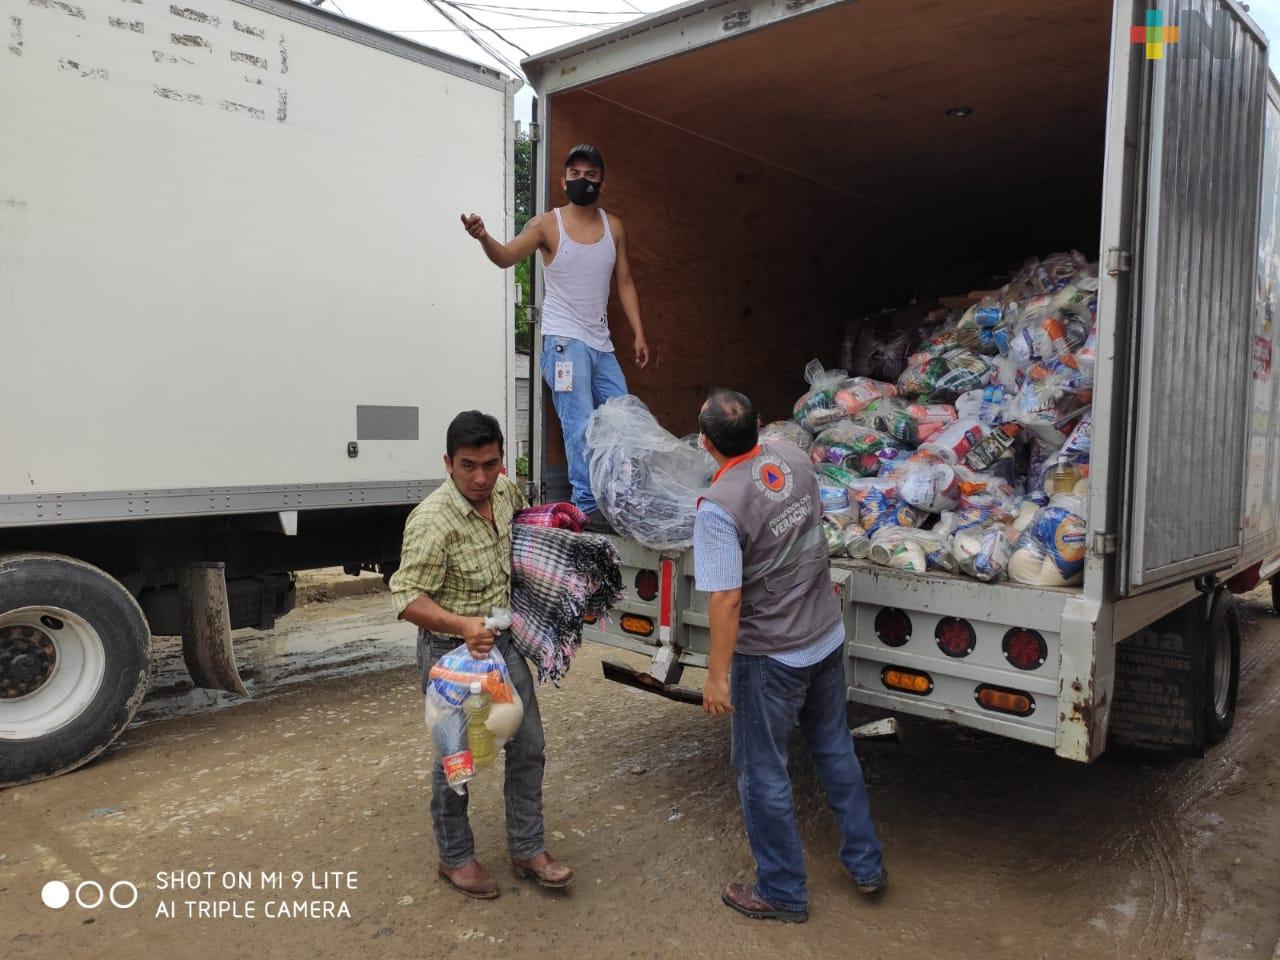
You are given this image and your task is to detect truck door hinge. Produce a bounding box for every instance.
[1092,532,1118,556]
[1105,247,1131,277]
[527,304,540,327]
[722,10,750,30]
[527,121,541,143]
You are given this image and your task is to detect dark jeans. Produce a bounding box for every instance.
[730,646,884,911]
[419,629,546,868]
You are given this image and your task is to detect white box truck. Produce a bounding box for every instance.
[522,0,1280,761]
[0,0,519,784]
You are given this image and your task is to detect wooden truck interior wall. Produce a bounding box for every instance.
[543,0,1112,460]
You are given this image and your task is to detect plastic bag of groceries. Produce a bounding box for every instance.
[951,521,1016,581]
[425,614,525,795]
[1009,494,1088,586]
[823,512,871,559]
[586,395,715,551]
[869,527,958,574]
[761,420,814,452]
[792,360,856,433]
[854,482,925,537]
[811,424,904,478]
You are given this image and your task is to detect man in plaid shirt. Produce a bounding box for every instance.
[390,410,574,899]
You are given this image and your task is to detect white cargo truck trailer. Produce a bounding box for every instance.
[523,0,1280,761]
[0,0,519,784]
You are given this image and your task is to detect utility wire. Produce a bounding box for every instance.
[441,0,531,56]
[425,0,525,77]
[392,22,625,33]
[451,1,639,15]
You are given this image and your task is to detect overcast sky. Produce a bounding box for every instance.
[322,0,1280,121]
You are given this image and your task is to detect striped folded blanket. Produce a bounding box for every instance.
[509,525,623,685]
[514,503,589,533]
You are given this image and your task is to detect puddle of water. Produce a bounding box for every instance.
[133,607,417,725]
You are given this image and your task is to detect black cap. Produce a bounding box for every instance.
[564,144,605,175]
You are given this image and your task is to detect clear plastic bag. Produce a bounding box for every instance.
[895,459,963,513]
[793,360,855,433]
[823,512,871,559]
[760,420,814,452]
[586,395,715,550]
[920,417,991,464]
[1008,495,1087,586]
[856,485,924,537]
[869,527,957,574]
[425,633,525,795]
[951,522,1015,581]
[811,424,903,478]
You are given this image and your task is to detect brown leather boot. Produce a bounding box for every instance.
[721,883,808,923]
[437,860,499,900]
[510,851,574,889]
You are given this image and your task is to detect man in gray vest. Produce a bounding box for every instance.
[694,389,885,923]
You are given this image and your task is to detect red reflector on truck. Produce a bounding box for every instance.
[874,608,911,647]
[935,617,976,658]
[1002,628,1047,670]
[635,569,659,602]
[976,685,1035,717]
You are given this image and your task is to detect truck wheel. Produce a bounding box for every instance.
[1203,589,1240,745]
[0,554,151,788]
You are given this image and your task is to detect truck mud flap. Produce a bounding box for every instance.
[1109,597,1208,757]
[601,659,702,706]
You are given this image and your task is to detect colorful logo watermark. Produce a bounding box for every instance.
[1131,10,1180,59]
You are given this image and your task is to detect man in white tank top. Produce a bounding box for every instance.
[462,145,648,527]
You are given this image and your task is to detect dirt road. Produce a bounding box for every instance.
[2,589,1278,960]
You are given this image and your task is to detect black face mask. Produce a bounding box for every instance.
[565,178,600,206]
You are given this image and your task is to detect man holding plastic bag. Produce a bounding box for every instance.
[694,390,886,923]
[390,411,574,899]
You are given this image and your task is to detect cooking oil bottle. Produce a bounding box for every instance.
[463,681,495,769]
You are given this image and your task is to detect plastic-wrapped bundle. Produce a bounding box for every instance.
[930,349,995,402]
[869,527,958,574]
[951,522,1015,581]
[853,398,956,446]
[586,395,715,550]
[818,478,853,515]
[955,298,1016,356]
[791,360,855,432]
[761,420,814,452]
[920,417,991,464]
[1008,494,1087,586]
[1007,302,1090,372]
[897,354,950,397]
[958,475,1018,518]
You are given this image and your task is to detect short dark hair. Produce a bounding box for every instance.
[699,389,758,458]
[565,144,605,175]
[446,411,504,459]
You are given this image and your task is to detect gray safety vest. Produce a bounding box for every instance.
[700,443,841,656]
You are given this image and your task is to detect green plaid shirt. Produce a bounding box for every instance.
[389,474,529,634]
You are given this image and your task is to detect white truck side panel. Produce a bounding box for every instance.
[0,0,511,499]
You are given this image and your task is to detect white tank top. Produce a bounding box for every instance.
[540,207,617,353]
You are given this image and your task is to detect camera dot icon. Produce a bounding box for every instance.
[41,881,71,910]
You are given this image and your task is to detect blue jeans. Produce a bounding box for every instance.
[730,646,884,911]
[541,335,628,514]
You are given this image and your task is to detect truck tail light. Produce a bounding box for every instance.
[621,615,654,637]
[635,569,659,601]
[935,617,976,658]
[1002,628,1047,670]
[881,667,932,695]
[583,613,598,625]
[874,608,912,647]
[976,685,1035,717]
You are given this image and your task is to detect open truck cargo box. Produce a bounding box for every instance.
[524,0,1277,761]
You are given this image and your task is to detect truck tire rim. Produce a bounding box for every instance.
[1212,621,1232,718]
[0,607,106,740]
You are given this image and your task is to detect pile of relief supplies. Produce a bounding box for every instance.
[764,250,1095,587]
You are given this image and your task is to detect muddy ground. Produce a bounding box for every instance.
[1,586,1278,960]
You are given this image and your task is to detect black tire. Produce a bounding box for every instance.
[1203,589,1240,746]
[0,553,151,788]
[1271,575,1280,617]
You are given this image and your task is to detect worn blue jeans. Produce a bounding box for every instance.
[540,334,628,514]
[730,646,884,911]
